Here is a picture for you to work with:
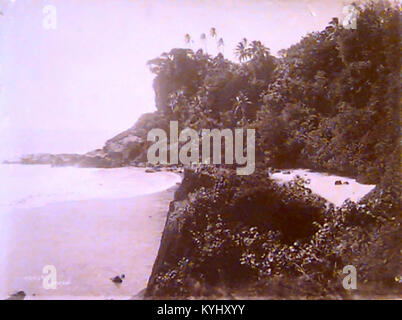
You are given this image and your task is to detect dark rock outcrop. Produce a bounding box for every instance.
[20,153,58,165]
[111,274,125,284]
[6,291,26,300]
[11,120,147,168]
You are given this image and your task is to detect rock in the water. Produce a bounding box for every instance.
[335,180,343,185]
[6,291,26,300]
[111,274,125,284]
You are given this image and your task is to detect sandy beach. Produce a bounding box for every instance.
[270,169,376,207]
[0,185,178,300]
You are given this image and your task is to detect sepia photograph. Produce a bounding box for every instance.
[0,0,400,304]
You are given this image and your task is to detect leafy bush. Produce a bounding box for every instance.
[151,167,400,298]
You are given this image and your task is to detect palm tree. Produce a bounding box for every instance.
[210,27,217,39]
[235,38,249,62]
[200,33,207,53]
[184,33,191,47]
[249,40,270,60]
[217,38,224,54]
[233,92,251,115]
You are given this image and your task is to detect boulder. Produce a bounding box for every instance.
[6,290,26,300]
[111,274,125,284]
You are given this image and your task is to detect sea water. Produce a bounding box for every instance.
[0,164,181,299]
[0,164,181,210]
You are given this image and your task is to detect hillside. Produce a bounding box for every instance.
[142,2,400,298]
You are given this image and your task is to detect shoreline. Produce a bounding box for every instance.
[1,185,178,300]
[0,164,182,210]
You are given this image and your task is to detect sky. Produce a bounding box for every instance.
[0,0,353,158]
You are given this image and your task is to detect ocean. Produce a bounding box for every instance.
[0,164,181,210]
[0,164,181,299]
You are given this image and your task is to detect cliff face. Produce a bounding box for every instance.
[146,168,217,297]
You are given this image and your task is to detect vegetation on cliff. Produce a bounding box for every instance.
[140,1,400,298]
[141,1,399,186]
[147,167,399,298]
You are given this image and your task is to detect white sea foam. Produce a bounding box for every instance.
[0,164,181,210]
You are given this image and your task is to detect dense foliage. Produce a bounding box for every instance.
[144,1,400,298]
[143,2,399,186]
[148,167,400,298]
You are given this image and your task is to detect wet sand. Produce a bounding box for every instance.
[0,186,177,300]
